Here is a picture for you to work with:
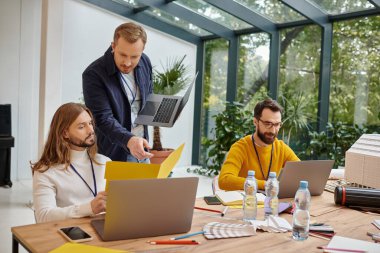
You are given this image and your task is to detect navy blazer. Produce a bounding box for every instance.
[82,46,153,161]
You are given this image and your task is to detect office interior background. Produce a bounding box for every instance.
[1,0,380,181]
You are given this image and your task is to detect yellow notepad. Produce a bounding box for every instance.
[49,243,128,253]
[105,144,184,190]
[216,191,265,206]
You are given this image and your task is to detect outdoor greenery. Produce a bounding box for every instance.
[199,14,380,176]
[299,122,375,168]
[151,55,190,151]
[200,102,254,176]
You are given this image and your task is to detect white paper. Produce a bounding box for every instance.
[327,235,380,253]
[329,168,345,179]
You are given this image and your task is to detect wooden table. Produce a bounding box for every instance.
[11,192,379,253]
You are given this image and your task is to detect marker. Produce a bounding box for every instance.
[149,240,200,245]
[194,206,223,215]
[170,231,205,240]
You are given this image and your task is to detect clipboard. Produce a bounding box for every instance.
[104,143,184,190]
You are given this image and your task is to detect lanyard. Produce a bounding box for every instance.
[69,152,97,197]
[251,134,273,180]
[120,73,137,105]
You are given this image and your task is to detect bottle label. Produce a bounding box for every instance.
[293,210,309,227]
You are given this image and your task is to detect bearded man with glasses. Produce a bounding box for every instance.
[219,98,300,191]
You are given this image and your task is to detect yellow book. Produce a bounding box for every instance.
[216,191,265,206]
[49,243,128,253]
[104,144,184,190]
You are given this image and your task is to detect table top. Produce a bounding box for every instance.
[12,192,379,253]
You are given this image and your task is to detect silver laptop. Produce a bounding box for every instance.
[91,177,199,241]
[278,160,334,199]
[134,73,198,127]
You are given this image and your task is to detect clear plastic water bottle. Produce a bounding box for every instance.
[264,172,279,218]
[292,180,311,241]
[243,170,257,221]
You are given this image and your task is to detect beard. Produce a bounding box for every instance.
[67,133,95,148]
[257,125,277,145]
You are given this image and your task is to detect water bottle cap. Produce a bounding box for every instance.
[299,180,308,188]
[269,172,276,178]
[248,170,255,176]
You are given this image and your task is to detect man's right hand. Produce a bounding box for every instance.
[127,136,153,160]
[91,191,107,214]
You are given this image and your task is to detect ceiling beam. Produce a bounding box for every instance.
[281,0,329,26]
[81,0,201,44]
[135,0,235,39]
[368,0,380,8]
[204,0,276,34]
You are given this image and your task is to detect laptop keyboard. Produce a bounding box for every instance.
[153,98,178,123]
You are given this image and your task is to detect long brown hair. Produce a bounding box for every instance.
[31,103,99,173]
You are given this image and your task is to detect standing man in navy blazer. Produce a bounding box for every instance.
[83,22,153,162]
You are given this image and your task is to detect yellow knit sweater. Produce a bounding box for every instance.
[218,135,300,191]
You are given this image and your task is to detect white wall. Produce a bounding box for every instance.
[0,0,196,181]
[0,0,41,180]
[61,0,197,167]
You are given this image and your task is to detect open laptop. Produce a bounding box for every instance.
[91,177,199,241]
[134,73,198,127]
[277,160,334,199]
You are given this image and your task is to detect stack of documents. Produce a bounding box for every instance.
[215,190,265,206]
[203,222,256,239]
[250,216,292,233]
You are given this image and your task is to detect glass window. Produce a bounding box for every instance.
[145,8,211,36]
[329,16,380,128]
[201,39,229,161]
[234,0,306,23]
[279,25,321,149]
[237,33,270,110]
[175,0,252,30]
[308,0,375,15]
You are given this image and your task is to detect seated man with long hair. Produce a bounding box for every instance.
[32,103,110,223]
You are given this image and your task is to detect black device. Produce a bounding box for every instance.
[334,186,380,208]
[58,226,93,242]
[204,196,222,205]
[0,104,11,136]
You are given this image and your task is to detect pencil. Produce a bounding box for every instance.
[170,231,205,240]
[309,232,330,241]
[317,246,367,253]
[194,206,223,214]
[149,240,200,245]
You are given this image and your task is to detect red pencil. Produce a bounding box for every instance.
[149,240,200,245]
[194,206,223,215]
[317,246,367,253]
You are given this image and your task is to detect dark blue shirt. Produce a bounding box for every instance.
[82,46,153,161]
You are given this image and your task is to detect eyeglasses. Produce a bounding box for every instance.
[258,119,282,129]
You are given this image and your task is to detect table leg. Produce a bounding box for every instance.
[12,234,19,253]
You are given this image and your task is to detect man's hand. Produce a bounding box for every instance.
[127,136,153,160]
[91,191,107,214]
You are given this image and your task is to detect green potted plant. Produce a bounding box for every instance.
[150,55,191,164]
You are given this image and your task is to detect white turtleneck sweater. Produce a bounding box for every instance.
[33,149,110,223]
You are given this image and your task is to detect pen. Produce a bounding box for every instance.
[222,206,229,217]
[367,232,380,242]
[317,246,367,253]
[171,231,205,240]
[149,240,200,245]
[194,206,223,215]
